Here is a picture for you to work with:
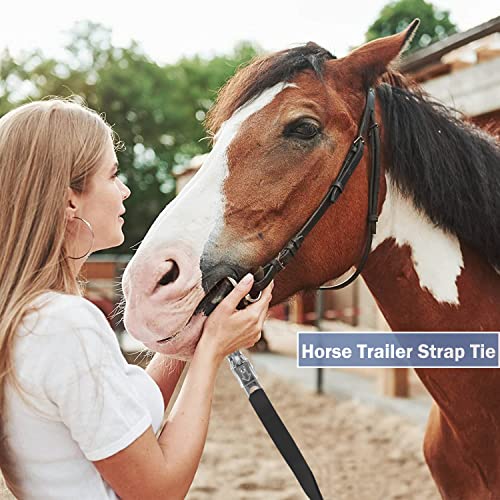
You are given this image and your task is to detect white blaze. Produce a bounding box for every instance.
[372,174,464,304]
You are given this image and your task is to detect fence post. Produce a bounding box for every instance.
[314,290,324,395]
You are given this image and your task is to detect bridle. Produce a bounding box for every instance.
[196,87,381,314]
[249,86,381,298]
[199,87,382,500]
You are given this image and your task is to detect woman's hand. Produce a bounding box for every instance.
[197,274,273,364]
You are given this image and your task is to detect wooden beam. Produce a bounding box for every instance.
[401,16,500,74]
[288,293,305,324]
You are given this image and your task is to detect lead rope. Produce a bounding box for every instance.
[200,276,323,499]
[227,348,324,500]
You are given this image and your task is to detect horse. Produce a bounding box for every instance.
[122,20,500,499]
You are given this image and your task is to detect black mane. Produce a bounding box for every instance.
[207,43,335,133]
[232,43,335,109]
[377,82,500,267]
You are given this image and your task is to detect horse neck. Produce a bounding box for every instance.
[361,177,500,480]
[361,173,500,332]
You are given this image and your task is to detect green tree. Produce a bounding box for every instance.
[365,0,458,52]
[0,21,260,253]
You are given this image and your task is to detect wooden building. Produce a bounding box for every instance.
[401,16,500,128]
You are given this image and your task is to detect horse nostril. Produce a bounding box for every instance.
[158,260,180,286]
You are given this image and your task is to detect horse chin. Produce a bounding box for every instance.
[144,313,207,360]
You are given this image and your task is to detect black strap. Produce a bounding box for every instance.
[249,88,380,296]
[249,389,323,500]
[319,102,381,290]
[227,342,323,499]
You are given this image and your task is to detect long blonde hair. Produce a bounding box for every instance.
[0,98,117,493]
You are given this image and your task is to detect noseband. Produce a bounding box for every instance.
[250,87,381,296]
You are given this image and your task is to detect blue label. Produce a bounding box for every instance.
[297,332,499,368]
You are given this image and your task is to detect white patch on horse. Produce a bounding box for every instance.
[139,82,295,255]
[372,174,464,304]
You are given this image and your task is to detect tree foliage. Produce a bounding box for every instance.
[0,21,259,253]
[366,0,458,52]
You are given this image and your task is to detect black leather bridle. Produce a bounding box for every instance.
[249,86,381,297]
[200,87,382,500]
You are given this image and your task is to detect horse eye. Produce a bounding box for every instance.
[286,120,320,140]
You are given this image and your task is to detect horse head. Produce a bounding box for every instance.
[122,21,419,358]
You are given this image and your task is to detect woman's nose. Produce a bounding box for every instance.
[121,182,131,200]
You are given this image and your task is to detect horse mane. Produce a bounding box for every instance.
[377,73,500,267]
[206,43,335,135]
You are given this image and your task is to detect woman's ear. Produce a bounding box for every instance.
[340,19,420,89]
[66,187,79,221]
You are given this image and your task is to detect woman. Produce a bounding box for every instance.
[0,99,272,499]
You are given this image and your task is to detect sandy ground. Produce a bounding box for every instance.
[188,364,438,500]
[1,363,438,499]
[0,479,10,499]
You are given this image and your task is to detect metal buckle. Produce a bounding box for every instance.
[246,291,262,303]
[353,135,365,148]
[276,253,286,270]
[227,350,261,395]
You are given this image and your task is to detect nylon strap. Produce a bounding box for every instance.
[249,389,323,499]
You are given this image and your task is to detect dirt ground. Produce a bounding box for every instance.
[188,365,438,500]
[1,364,438,499]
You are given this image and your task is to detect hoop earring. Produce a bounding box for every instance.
[67,217,95,260]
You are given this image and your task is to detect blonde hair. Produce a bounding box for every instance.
[0,98,117,493]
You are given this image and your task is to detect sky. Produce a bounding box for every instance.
[0,1,498,64]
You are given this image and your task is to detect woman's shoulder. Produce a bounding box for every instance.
[14,292,122,389]
[33,290,105,315]
[16,291,118,364]
[25,291,111,334]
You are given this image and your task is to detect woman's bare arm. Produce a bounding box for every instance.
[146,354,186,411]
[94,276,272,499]
[94,345,222,499]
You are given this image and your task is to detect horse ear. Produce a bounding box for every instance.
[342,19,420,88]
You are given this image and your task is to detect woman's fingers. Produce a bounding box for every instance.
[241,281,273,343]
[218,273,254,312]
[204,277,273,355]
[245,280,274,318]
